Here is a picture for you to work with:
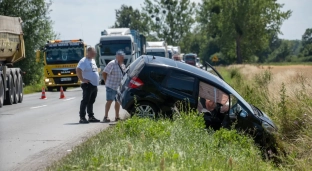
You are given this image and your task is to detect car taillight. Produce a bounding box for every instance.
[128,77,144,88]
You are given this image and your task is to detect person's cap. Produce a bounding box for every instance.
[116,50,125,56]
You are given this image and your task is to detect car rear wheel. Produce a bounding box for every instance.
[132,102,159,119]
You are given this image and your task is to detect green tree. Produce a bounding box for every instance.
[300,28,312,56]
[113,4,151,35]
[0,0,56,85]
[142,0,196,45]
[197,0,291,64]
[179,27,202,54]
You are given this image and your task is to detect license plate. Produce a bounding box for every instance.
[61,77,71,81]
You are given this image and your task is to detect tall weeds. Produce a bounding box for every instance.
[225,66,312,170]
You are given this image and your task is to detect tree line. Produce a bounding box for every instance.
[113,0,312,65]
[1,0,311,86]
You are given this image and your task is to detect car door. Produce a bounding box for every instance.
[160,69,198,112]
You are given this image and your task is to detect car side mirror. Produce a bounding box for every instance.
[134,43,138,53]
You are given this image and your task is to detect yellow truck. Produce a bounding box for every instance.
[36,39,87,91]
[0,15,25,108]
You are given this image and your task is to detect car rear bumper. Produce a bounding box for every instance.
[116,86,134,112]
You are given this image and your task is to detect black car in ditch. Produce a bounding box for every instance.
[116,55,278,151]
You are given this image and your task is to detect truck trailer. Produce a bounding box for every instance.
[97,28,146,85]
[36,39,87,91]
[0,15,25,108]
[146,41,168,58]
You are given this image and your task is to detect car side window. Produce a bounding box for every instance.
[165,71,195,96]
[150,68,167,84]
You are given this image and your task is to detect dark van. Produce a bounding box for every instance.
[184,53,197,66]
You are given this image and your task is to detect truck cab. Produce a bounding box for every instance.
[36,39,87,91]
[146,41,168,58]
[97,28,145,85]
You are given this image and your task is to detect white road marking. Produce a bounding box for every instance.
[64,97,76,101]
[30,105,47,109]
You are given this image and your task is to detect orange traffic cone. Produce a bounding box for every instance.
[59,86,65,99]
[40,87,47,99]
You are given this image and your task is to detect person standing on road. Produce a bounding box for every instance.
[102,50,125,122]
[76,47,101,123]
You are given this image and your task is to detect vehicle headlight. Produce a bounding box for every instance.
[262,121,276,134]
[45,78,49,82]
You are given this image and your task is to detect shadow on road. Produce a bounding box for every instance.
[64,123,82,125]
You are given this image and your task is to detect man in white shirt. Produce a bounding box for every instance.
[76,47,100,123]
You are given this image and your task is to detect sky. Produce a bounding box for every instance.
[49,0,312,47]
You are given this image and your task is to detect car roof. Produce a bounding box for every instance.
[143,55,226,87]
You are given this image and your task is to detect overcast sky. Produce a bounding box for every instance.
[49,0,312,47]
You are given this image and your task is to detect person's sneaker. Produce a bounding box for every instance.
[103,117,111,123]
[88,116,100,122]
[79,117,89,124]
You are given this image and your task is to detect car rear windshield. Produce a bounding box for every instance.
[127,57,145,77]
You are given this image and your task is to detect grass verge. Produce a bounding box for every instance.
[47,114,276,171]
[23,83,44,94]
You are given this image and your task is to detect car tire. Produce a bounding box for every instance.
[131,101,159,119]
[63,87,67,91]
[47,87,54,92]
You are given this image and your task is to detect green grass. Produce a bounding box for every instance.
[23,83,45,94]
[47,114,276,171]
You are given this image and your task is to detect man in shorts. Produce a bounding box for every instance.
[102,50,125,122]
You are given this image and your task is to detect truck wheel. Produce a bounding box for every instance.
[18,73,23,103]
[13,73,19,104]
[4,74,14,105]
[63,87,67,91]
[0,76,4,108]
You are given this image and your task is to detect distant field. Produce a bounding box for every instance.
[227,64,312,99]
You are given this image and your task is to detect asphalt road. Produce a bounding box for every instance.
[0,85,128,171]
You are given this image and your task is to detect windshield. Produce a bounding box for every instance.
[146,52,166,57]
[185,55,196,61]
[45,46,84,65]
[100,40,131,56]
